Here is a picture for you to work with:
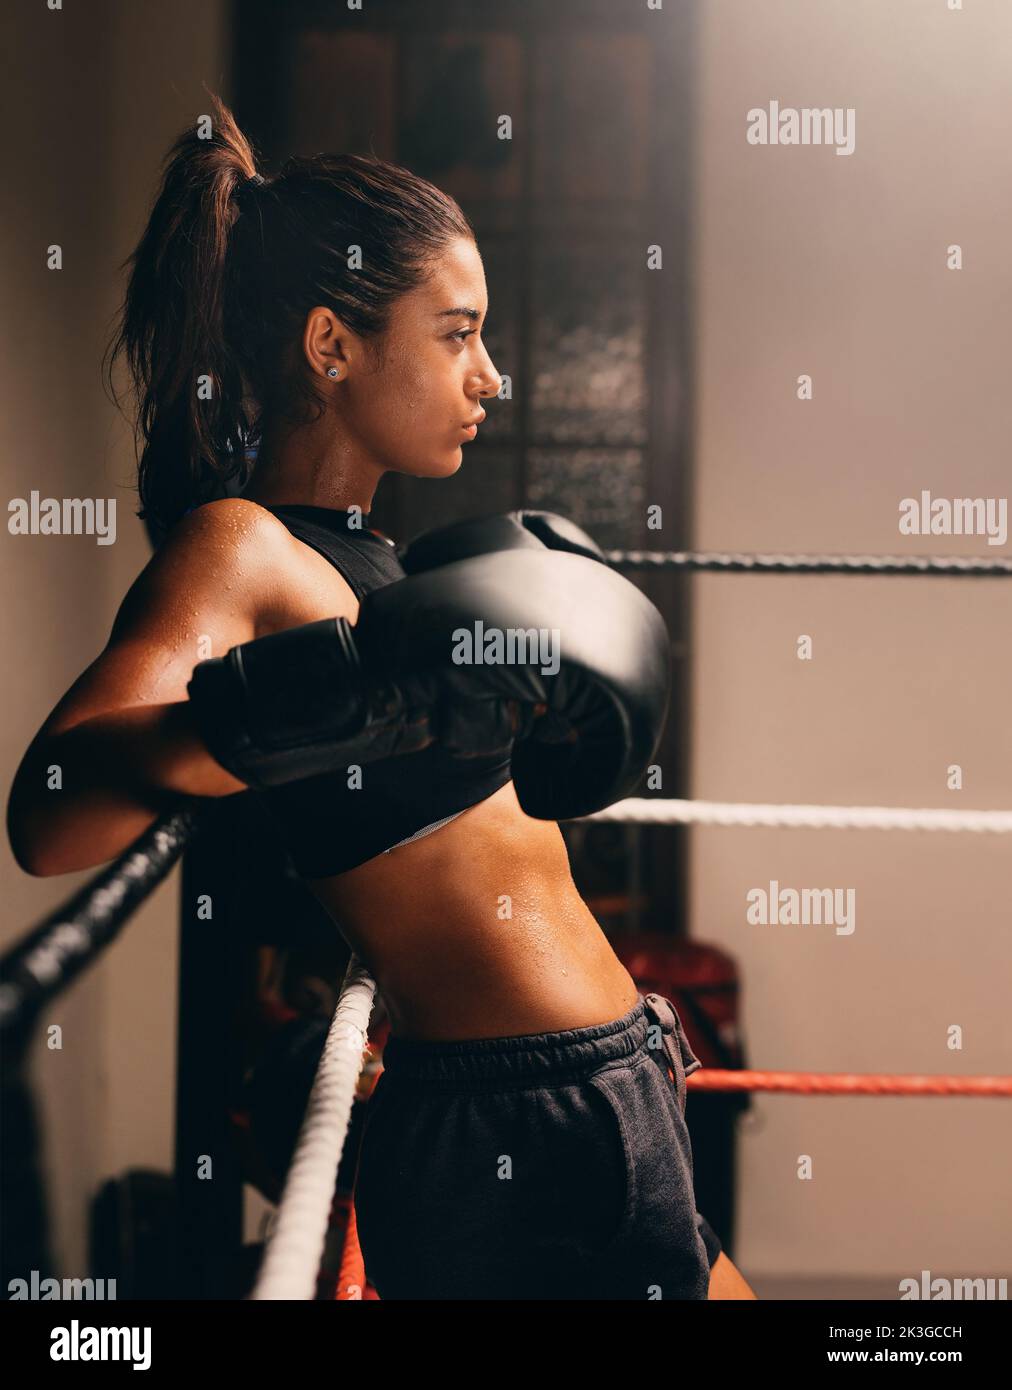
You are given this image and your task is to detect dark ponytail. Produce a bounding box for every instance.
[105,89,474,546]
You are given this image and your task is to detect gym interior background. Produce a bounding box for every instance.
[2,0,1009,1299]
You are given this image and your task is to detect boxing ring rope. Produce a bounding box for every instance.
[579,798,1012,834]
[250,956,376,1301]
[0,806,198,1036]
[688,1071,1012,1097]
[606,549,1012,577]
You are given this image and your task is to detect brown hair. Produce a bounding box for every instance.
[105,90,474,544]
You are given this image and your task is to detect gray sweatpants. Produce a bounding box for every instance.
[354,992,720,1299]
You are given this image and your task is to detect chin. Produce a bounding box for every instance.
[422,452,463,478]
[391,445,464,481]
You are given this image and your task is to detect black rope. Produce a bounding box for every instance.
[605,550,1012,577]
[0,805,200,1038]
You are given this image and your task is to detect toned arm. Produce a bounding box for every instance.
[6,499,320,877]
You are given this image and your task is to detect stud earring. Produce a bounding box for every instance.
[327,367,341,379]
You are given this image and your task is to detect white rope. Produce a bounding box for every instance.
[250,956,377,1300]
[579,798,1012,834]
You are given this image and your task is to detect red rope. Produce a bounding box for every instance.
[688,1070,1012,1097]
[334,1197,367,1300]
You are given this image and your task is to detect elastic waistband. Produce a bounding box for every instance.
[380,993,700,1089]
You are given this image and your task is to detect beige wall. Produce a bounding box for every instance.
[1,0,229,1280]
[691,0,1011,1290]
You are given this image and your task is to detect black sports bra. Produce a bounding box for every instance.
[252,505,513,878]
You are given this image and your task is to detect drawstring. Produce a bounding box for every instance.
[642,993,699,1112]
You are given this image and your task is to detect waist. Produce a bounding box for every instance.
[318,861,633,1039]
[381,995,649,1084]
[378,992,702,1089]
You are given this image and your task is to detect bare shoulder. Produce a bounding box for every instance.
[167,496,362,631]
[109,498,301,647]
[25,500,307,749]
[159,496,295,558]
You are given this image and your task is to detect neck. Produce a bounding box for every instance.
[242,420,384,514]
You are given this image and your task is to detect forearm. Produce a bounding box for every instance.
[8,701,244,876]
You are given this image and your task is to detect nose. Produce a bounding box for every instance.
[473,341,502,399]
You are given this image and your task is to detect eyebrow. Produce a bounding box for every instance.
[435,306,484,320]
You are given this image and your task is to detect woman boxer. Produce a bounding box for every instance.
[7,94,754,1301]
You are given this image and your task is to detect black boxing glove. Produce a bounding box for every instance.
[398,509,606,573]
[187,548,669,817]
[186,614,434,790]
[359,548,671,818]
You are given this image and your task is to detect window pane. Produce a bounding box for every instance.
[531,241,647,446]
[526,447,644,549]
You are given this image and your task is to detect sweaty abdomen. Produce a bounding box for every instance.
[306,780,637,1041]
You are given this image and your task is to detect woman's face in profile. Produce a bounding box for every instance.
[316,235,501,481]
